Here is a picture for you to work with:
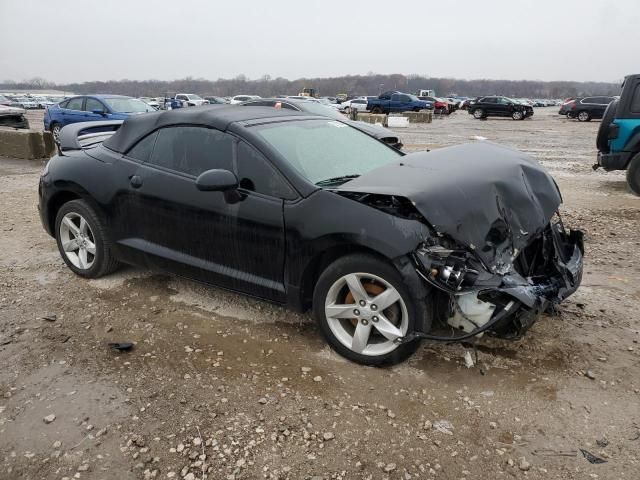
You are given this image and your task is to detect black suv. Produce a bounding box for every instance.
[566,96,616,122]
[468,96,533,120]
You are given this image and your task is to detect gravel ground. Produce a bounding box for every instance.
[1,108,639,480]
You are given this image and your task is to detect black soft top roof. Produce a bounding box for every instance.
[103,105,311,153]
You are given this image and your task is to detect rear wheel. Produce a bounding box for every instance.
[344,106,351,114]
[577,111,591,122]
[50,123,61,143]
[55,200,120,278]
[371,106,382,114]
[473,108,485,119]
[627,153,640,196]
[313,254,424,366]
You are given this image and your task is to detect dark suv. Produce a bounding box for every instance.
[595,74,640,195]
[567,96,616,122]
[468,96,533,120]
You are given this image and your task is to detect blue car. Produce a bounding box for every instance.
[44,95,155,141]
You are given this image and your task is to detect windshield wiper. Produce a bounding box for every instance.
[315,174,360,187]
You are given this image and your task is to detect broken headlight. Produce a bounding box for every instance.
[415,243,481,292]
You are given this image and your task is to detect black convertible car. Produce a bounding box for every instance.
[39,105,583,365]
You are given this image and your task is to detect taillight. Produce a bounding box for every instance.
[570,102,577,110]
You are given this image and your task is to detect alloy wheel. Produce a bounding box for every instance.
[59,212,96,270]
[51,124,61,143]
[324,273,408,356]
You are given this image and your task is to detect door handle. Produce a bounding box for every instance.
[130,175,143,188]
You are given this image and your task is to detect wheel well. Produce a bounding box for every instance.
[46,191,81,233]
[298,244,390,311]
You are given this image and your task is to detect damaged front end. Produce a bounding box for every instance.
[336,141,585,342]
[412,217,583,340]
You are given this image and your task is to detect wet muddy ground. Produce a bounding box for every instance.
[1,108,639,479]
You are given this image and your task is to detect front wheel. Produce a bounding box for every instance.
[577,111,591,122]
[512,110,524,120]
[55,199,120,278]
[627,153,640,196]
[313,254,424,366]
[371,106,382,114]
[472,108,484,119]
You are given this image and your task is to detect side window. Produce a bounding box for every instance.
[391,94,400,101]
[246,100,274,107]
[66,97,84,111]
[483,97,497,104]
[59,99,69,108]
[278,102,297,110]
[236,141,296,199]
[85,98,105,112]
[582,97,594,104]
[398,95,411,102]
[631,85,640,113]
[148,126,234,176]
[126,131,158,162]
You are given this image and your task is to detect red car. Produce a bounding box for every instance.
[419,96,451,114]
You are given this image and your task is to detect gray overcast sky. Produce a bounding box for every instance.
[1,0,638,84]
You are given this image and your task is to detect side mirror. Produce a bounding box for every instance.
[92,109,107,116]
[195,169,238,192]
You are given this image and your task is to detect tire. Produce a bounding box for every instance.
[312,254,424,366]
[512,110,524,120]
[597,100,618,152]
[627,153,640,196]
[371,106,382,114]
[472,108,484,119]
[577,111,591,122]
[54,199,120,279]
[50,123,61,143]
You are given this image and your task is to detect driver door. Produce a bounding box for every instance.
[119,126,289,301]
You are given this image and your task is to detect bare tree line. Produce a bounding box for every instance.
[1,74,622,98]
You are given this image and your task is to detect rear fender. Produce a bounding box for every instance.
[618,124,640,156]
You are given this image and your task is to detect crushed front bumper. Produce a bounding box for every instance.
[413,222,584,340]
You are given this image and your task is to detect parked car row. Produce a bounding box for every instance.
[0,93,65,109]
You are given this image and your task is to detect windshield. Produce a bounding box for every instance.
[254,119,401,186]
[299,102,345,120]
[103,98,154,113]
[187,94,203,100]
[408,94,420,102]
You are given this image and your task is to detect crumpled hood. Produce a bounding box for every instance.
[337,142,562,270]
